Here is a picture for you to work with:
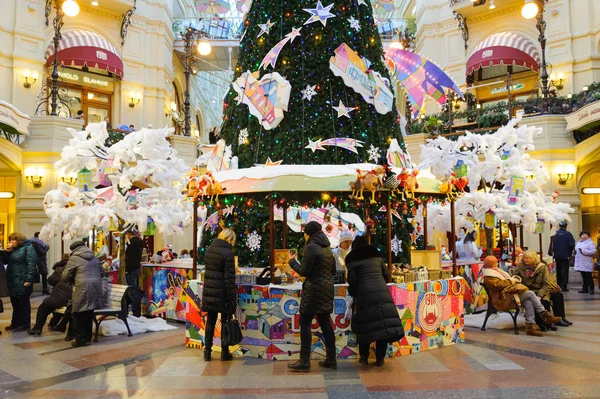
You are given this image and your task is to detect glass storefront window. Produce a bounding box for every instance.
[87,92,109,103]
[87,106,109,124]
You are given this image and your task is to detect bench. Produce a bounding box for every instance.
[93,284,132,342]
[55,283,132,342]
[480,284,520,335]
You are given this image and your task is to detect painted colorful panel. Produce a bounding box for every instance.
[141,265,193,322]
[456,263,488,314]
[185,278,465,360]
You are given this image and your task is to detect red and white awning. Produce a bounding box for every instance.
[466,32,540,78]
[45,30,124,79]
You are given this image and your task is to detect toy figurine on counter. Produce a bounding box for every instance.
[441,245,451,261]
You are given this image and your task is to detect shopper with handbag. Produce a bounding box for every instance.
[201,228,237,361]
[574,231,597,295]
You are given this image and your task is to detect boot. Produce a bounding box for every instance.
[555,319,570,327]
[42,288,51,296]
[526,323,543,337]
[538,323,548,332]
[578,288,589,293]
[288,345,311,372]
[540,311,562,327]
[203,349,211,361]
[27,329,42,336]
[562,318,573,326]
[319,346,337,370]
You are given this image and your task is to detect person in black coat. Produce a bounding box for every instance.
[288,221,336,372]
[27,254,73,335]
[346,235,404,367]
[201,228,237,362]
[549,221,575,292]
[125,229,144,317]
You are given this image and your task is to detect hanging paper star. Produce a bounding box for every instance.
[265,157,283,166]
[332,100,355,118]
[238,128,249,145]
[410,231,418,244]
[357,0,368,6]
[260,36,291,69]
[285,27,302,43]
[303,1,336,27]
[367,144,381,162]
[348,16,361,32]
[301,84,317,101]
[257,19,275,38]
[391,235,403,256]
[305,139,325,152]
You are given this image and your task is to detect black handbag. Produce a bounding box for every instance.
[222,306,243,346]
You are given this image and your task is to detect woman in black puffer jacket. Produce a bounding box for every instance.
[288,221,336,372]
[201,228,237,362]
[28,254,73,335]
[346,236,404,367]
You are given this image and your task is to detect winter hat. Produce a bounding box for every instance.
[559,221,568,228]
[351,235,368,250]
[70,241,85,251]
[304,221,322,237]
[339,231,353,244]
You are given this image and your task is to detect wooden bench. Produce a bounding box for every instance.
[93,284,132,342]
[55,283,133,342]
[480,284,520,335]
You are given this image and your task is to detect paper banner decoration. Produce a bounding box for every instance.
[387,139,412,169]
[144,217,157,236]
[484,210,496,229]
[535,217,545,234]
[77,168,93,192]
[454,160,467,178]
[97,158,115,187]
[127,189,137,208]
[260,36,291,70]
[508,176,525,204]
[305,137,364,153]
[330,43,394,114]
[232,71,292,130]
[384,48,464,118]
[236,0,252,12]
[195,0,230,13]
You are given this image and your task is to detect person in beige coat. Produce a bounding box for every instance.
[482,256,561,337]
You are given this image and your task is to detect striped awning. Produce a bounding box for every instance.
[466,32,540,78]
[45,30,123,79]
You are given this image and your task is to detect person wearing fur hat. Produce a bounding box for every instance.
[346,235,404,367]
[332,231,353,279]
[288,221,336,372]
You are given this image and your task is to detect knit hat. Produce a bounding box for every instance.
[351,235,368,250]
[339,231,353,244]
[304,221,322,237]
[559,221,568,228]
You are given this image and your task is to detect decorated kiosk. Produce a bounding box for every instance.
[184,165,467,360]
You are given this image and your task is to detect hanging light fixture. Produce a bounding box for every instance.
[521,0,539,19]
[489,0,496,9]
[197,38,212,56]
[62,0,80,17]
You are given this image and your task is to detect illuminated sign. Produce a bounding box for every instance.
[57,70,113,90]
[490,82,525,95]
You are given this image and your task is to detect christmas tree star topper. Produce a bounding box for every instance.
[303,1,336,27]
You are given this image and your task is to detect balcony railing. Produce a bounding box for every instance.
[172,17,415,42]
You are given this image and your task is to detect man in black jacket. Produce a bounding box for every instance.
[288,221,336,372]
[125,229,144,317]
[549,221,575,292]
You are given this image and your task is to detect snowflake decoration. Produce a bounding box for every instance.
[348,16,361,32]
[301,84,317,101]
[238,128,249,145]
[391,235,402,256]
[246,230,262,253]
[367,144,381,162]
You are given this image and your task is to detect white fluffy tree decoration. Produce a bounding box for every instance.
[419,119,573,234]
[41,123,192,241]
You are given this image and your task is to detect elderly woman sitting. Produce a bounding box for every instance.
[514,250,572,330]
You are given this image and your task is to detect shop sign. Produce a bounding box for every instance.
[57,70,114,91]
[490,82,525,95]
[0,100,30,136]
[565,99,600,131]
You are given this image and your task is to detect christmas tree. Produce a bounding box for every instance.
[220,0,407,167]
[198,0,416,267]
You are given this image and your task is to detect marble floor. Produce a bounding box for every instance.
[1,286,600,399]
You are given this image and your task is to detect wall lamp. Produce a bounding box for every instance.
[0,191,15,199]
[129,91,142,108]
[24,166,45,188]
[60,172,78,186]
[556,164,575,185]
[165,101,178,117]
[550,72,564,90]
[23,69,38,88]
